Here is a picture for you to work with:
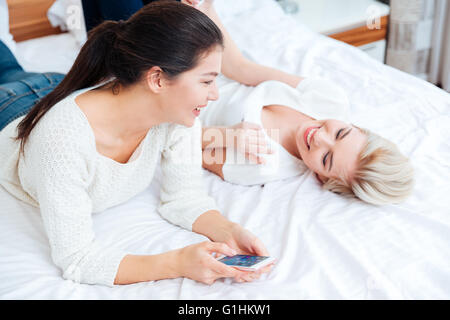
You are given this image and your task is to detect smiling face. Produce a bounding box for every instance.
[295,119,367,183]
[160,47,222,127]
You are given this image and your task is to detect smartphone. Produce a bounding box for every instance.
[217,254,275,271]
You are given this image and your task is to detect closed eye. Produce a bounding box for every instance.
[340,127,352,140]
[322,152,329,167]
[203,80,213,85]
[336,128,344,139]
[323,127,346,169]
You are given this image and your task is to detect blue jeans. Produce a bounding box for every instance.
[82,0,179,31]
[0,41,64,131]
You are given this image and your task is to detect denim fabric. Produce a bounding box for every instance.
[0,40,40,84]
[0,40,65,131]
[82,0,181,32]
[0,73,65,131]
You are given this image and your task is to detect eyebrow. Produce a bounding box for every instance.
[201,72,219,77]
[329,128,352,172]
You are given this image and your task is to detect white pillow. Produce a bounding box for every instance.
[0,0,17,54]
[214,0,262,20]
[214,0,284,21]
[47,0,87,46]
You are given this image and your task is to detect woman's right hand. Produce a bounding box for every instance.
[175,241,252,285]
[229,122,274,164]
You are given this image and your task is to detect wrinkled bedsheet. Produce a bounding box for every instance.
[1,0,449,299]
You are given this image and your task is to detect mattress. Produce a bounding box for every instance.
[1,0,449,299]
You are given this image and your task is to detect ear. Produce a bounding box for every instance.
[315,172,328,185]
[145,66,166,93]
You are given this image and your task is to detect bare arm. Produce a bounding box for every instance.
[115,237,250,285]
[115,210,244,285]
[192,210,237,242]
[114,210,262,285]
[198,1,304,88]
[202,121,271,167]
[202,126,227,150]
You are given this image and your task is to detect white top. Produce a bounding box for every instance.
[200,77,351,186]
[0,85,219,286]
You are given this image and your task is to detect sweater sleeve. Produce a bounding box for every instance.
[27,123,127,287]
[158,118,220,231]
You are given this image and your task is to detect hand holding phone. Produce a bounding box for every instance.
[217,254,275,272]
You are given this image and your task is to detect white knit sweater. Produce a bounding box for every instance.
[0,86,219,286]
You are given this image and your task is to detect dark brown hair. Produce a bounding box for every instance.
[15,1,223,156]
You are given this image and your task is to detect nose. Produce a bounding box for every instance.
[208,82,219,101]
[312,127,333,148]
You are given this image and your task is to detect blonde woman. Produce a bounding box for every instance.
[200,77,414,205]
[185,0,414,204]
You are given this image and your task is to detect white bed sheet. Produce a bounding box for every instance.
[15,32,80,74]
[1,0,449,299]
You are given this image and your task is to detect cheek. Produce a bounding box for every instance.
[302,152,320,173]
[170,87,200,109]
[183,84,206,103]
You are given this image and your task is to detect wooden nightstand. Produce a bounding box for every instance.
[7,0,62,42]
[288,0,390,63]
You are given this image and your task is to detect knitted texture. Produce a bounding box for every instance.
[0,87,219,286]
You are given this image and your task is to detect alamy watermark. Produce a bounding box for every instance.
[366,4,382,30]
[64,4,84,31]
[170,127,281,166]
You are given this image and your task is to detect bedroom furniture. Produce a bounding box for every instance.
[1,0,449,299]
[386,0,449,90]
[6,0,63,42]
[289,0,390,63]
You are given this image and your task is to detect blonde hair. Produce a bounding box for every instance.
[322,127,414,205]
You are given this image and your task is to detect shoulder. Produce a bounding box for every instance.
[26,95,96,159]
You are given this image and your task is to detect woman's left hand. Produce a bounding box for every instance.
[220,224,275,283]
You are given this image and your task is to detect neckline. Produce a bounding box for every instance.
[243,80,306,166]
[260,107,305,165]
[263,128,304,165]
[70,85,152,166]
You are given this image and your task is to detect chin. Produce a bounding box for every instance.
[183,118,196,127]
[294,132,304,157]
[297,148,303,160]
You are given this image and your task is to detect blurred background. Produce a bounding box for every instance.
[1,0,449,91]
[277,0,450,91]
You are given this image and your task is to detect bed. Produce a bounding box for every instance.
[1,0,450,299]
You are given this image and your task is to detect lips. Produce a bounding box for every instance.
[192,104,207,117]
[193,104,207,111]
[304,126,320,149]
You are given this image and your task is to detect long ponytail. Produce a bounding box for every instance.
[15,1,223,156]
